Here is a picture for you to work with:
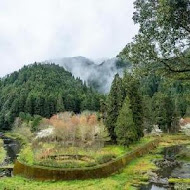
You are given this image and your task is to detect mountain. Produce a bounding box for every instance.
[50,56,131,93]
[0,63,102,130]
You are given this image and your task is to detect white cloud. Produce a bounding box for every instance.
[0,0,138,77]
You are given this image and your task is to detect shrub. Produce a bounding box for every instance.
[12,124,33,142]
[96,153,116,164]
[18,146,34,165]
[38,112,110,149]
[0,139,6,164]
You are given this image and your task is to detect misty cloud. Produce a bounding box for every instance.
[50,56,131,93]
[0,0,138,77]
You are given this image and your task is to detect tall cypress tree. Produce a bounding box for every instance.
[123,72,144,139]
[105,74,125,142]
[115,96,137,146]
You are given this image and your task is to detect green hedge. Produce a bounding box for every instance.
[13,139,159,181]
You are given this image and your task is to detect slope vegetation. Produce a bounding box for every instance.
[0,63,101,130]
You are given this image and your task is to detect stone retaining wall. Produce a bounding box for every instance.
[13,139,160,181]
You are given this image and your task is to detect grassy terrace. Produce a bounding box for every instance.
[17,136,154,169]
[0,154,158,190]
[0,135,157,190]
[0,134,189,190]
[0,139,6,165]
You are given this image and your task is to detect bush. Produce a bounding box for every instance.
[18,146,34,165]
[0,139,6,164]
[12,125,33,142]
[96,154,116,164]
[42,112,110,149]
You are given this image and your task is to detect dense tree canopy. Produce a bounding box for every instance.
[105,69,190,144]
[119,0,190,79]
[114,0,190,137]
[0,63,102,130]
[140,74,190,132]
[105,72,144,145]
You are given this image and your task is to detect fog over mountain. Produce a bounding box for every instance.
[49,56,131,93]
[0,0,138,77]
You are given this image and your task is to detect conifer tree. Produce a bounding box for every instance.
[34,96,44,116]
[25,94,34,114]
[152,92,175,133]
[56,93,65,113]
[123,72,144,139]
[142,95,154,133]
[105,74,125,142]
[115,96,137,146]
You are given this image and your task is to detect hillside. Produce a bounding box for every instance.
[50,56,131,93]
[0,63,102,130]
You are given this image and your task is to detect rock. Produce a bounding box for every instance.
[149,174,169,186]
[159,178,169,185]
[147,171,158,179]
[148,170,169,186]
[171,163,190,179]
[155,159,180,168]
[150,125,163,136]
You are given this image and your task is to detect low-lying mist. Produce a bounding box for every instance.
[49,56,131,93]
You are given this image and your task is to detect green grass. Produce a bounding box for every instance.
[103,136,154,157]
[1,134,189,190]
[17,136,154,169]
[0,136,158,190]
[0,139,6,164]
[176,144,190,162]
[5,132,28,146]
[0,151,159,190]
[169,178,190,184]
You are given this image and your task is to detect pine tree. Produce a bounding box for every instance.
[123,72,144,139]
[34,96,44,116]
[142,95,154,133]
[25,94,34,114]
[43,97,51,118]
[105,74,125,142]
[56,93,65,113]
[152,93,168,132]
[18,92,27,113]
[115,96,137,146]
[48,95,56,116]
[175,95,187,117]
[152,92,175,133]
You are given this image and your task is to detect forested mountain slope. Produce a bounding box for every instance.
[0,63,102,130]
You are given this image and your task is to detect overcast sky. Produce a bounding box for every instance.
[0,0,138,77]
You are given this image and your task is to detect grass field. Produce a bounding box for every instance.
[0,139,6,164]
[0,152,159,190]
[17,136,154,169]
[0,136,157,190]
[0,134,189,190]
